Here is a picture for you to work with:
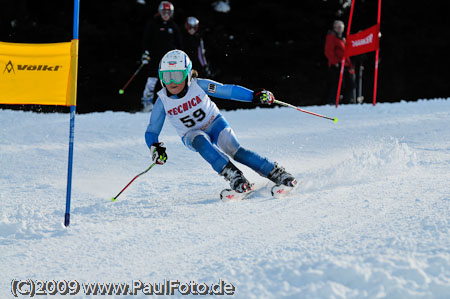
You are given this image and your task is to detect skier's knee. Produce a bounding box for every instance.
[183,130,211,152]
[217,127,240,157]
[192,134,211,152]
[184,130,228,173]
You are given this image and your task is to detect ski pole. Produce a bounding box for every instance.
[111,163,157,201]
[273,99,338,123]
[118,63,146,94]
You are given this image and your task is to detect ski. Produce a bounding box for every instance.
[220,184,256,201]
[270,182,299,198]
[220,182,299,201]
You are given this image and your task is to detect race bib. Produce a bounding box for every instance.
[157,79,220,137]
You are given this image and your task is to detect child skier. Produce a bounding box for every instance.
[145,49,297,198]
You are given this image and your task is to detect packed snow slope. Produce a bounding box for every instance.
[1,99,449,298]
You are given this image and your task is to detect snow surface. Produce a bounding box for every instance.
[1,99,449,298]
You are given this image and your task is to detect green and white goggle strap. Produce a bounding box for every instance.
[159,62,192,85]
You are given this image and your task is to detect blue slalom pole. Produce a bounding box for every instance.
[73,0,79,40]
[65,107,76,227]
[65,0,80,227]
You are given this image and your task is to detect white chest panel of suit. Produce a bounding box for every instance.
[157,79,220,137]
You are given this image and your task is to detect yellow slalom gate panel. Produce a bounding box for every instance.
[67,39,79,106]
[0,40,78,106]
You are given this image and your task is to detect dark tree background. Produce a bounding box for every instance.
[1,0,449,113]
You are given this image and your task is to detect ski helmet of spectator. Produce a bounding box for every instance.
[333,20,345,32]
[185,17,199,33]
[158,1,174,19]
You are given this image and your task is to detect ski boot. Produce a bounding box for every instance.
[267,163,297,187]
[220,161,252,193]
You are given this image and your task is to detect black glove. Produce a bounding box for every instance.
[141,50,150,65]
[253,88,275,105]
[150,142,167,165]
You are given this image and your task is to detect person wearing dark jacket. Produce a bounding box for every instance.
[324,20,356,104]
[182,16,211,77]
[140,1,183,110]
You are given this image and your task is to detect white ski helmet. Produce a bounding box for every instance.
[158,49,193,87]
[185,16,199,32]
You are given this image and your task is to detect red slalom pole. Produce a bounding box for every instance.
[336,0,356,107]
[111,163,156,201]
[273,100,338,123]
[373,47,380,106]
[373,0,382,106]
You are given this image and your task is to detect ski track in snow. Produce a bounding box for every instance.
[1,100,449,298]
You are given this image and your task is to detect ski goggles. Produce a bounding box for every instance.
[159,69,189,85]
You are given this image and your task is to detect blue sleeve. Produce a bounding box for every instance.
[197,78,254,102]
[145,98,166,149]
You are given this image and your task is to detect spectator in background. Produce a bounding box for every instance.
[182,16,211,78]
[324,20,356,105]
[140,1,183,111]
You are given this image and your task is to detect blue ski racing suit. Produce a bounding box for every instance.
[145,78,276,177]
